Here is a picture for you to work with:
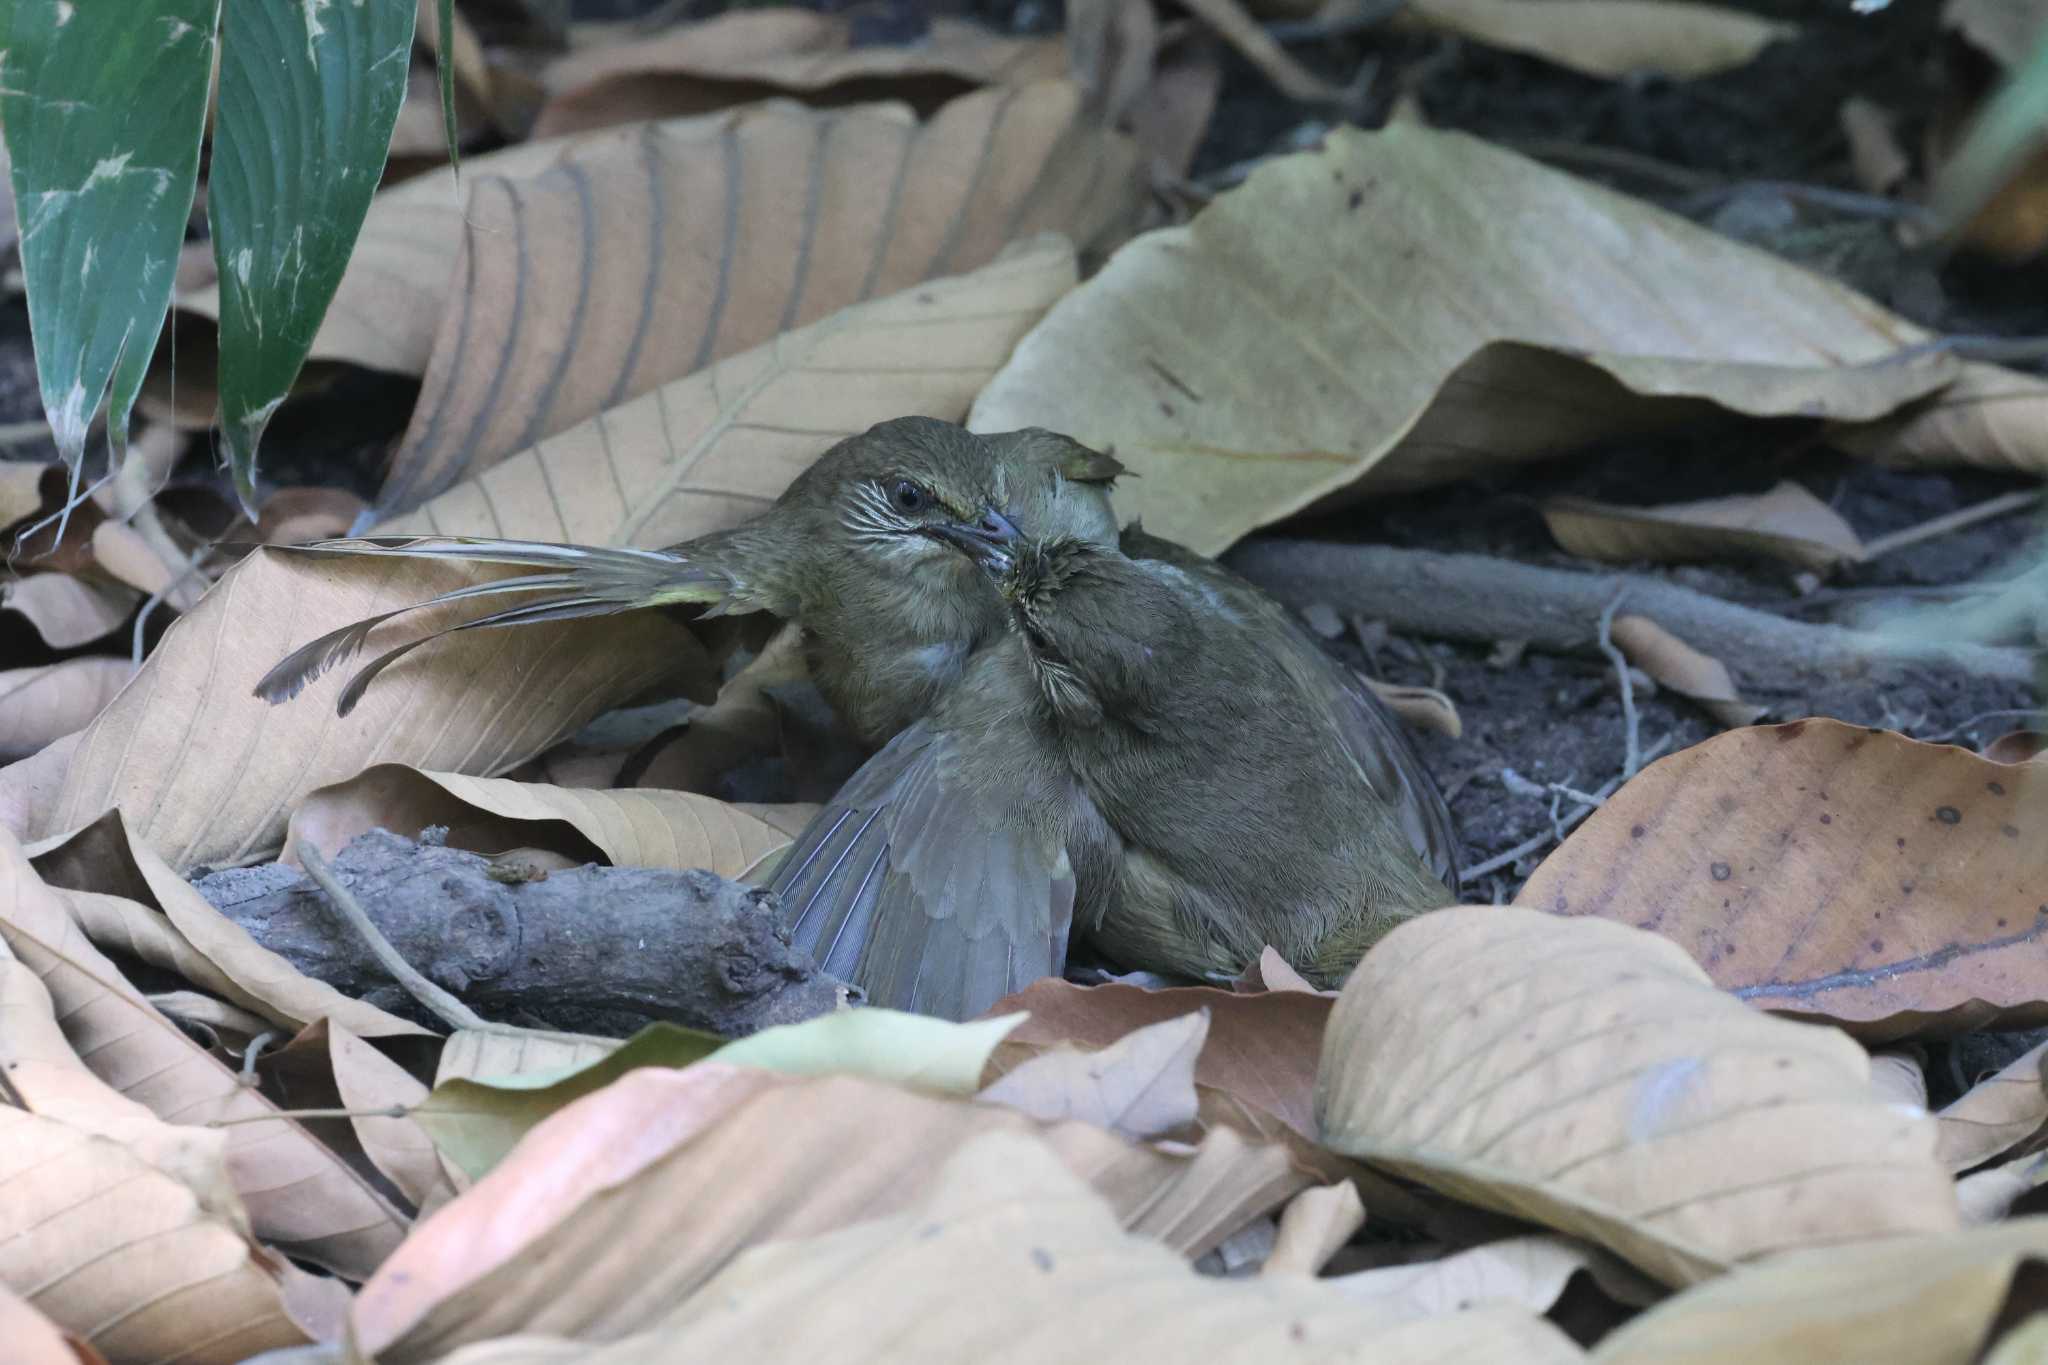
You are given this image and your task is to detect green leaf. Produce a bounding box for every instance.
[209,0,416,514]
[436,0,460,176]
[0,0,217,473]
[416,1010,1028,1180]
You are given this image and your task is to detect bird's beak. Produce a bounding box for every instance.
[924,506,1021,571]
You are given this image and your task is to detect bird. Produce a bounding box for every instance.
[767,522,1458,1019]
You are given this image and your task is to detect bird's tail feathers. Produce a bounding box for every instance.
[254,536,733,712]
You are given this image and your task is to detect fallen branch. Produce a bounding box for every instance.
[1225,541,2038,689]
[194,829,850,1039]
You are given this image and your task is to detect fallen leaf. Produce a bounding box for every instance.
[1542,482,1866,572]
[286,764,811,880]
[0,547,701,870]
[0,825,410,1275]
[0,1108,322,1362]
[1590,1217,2048,1363]
[627,622,808,795]
[1398,0,1794,80]
[0,1284,96,1365]
[1317,906,1961,1287]
[523,1134,1586,1364]
[979,1008,1206,1140]
[1174,0,1340,103]
[533,10,1066,139]
[1123,24,1224,178]
[1608,615,1766,728]
[1986,730,2048,764]
[969,123,2046,555]
[375,235,1075,547]
[379,83,1141,512]
[257,486,369,545]
[1231,945,1330,995]
[1067,0,1158,130]
[1262,1182,1366,1275]
[1938,1039,2048,1173]
[0,658,131,763]
[1868,1047,1930,1111]
[265,1019,457,1215]
[1,459,47,529]
[1362,677,1463,739]
[1331,1234,1651,1317]
[1,573,136,648]
[1840,95,1910,195]
[32,808,428,1039]
[1515,719,2048,1039]
[419,1011,1021,1179]
[357,1066,1309,1357]
[1957,1151,2048,1223]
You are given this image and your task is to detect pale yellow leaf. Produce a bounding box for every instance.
[286,764,809,880]
[1543,481,1867,572]
[969,123,2046,555]
[0,547,701,871]
[1316,907,1961,1287]
[1399,0,1793,80]
[1591,1217,2048,1364]
[0,658,131,763]
[377,236,1076,547]
[379,84,1139,511]
[1331,1234,1657,1317]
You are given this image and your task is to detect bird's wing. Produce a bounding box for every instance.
[1119,523,1461,890]
[255,537,736,712]
[769,720,1075,1020]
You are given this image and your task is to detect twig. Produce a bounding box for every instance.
[299,843,477,1033]
[210,1105,410,1129]
[239,1030,279,1085]
[1463,733,1676,880]
[1502,139,1723,192]
[1875,333,2048,367]
[1679,180,1933,224]
[1597,591,1642,780]
[1775,583,1999,612]
[1266,0,1406,43]
[1861,489,2045,561]
[1224,541,2039,686]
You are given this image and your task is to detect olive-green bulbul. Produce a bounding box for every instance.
[770,528,1456,1019]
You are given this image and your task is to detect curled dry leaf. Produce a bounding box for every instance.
[1262,1181,1366,1276]
[978,1008,1206,1141]
[1316,907,1960,1287]
[1362,677,1463,739]
[1937,1039,2048,1173]
[0,1109,324,1363]
[1608,615,1766,728]
[380,83,1140,512]
[0,825,409,1276]
[286,764,811,880]
[1515,719,2048,1039]
[1590,1216,2048,1364]
[356,1066,1310,1358]
[1985,730,2048,764]
[486,1135,1587,1365]
[1,573,136,648]
[377,236,1076,546]
[970,123,2048,555]
[534,10,1066,138]
[1397,0,1794,80]
[0,547,700,870]
[32,809,427,1039]
[267,1019,458,1216]
[257,486,369,545]
[1542,481,1866,572]
[0,658,131,763]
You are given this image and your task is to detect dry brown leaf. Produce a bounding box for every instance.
[32,809,428,1039]
[1840,95,1910,196]
[1398,0,1793,80]
[1515,719,2048,1039]
[1,459,47,529]
[1608,615,1766,728]
[328,1021,460,1214]
[1,573,136,648]
[148,990,275,1052]
[1231,944,1331,995]
[433,1026,622,1088]
[978,1008,1206,1141]
[0,658,131,763]
[1124,25,1224,178]
[0,1283,97,1365]
[1542,481,1866,572]
[630,623,807,795]
[1869,1047,1930,1111]
[1986,730,2048,764]
[1175,0,1339,103]
[0,1108,326,1363]
[1938,1039,2048,1173]
[1590,1216,2048,1363]
[379,84,1141,512]
[0,547,701,870]
[969,123,2047,555]
[1317,906,1960,1287]
[1362,677,1463,738]
[438,1134,1585,1365]
[1331,1234,1651,1317]
[1068,0,1158,129]
[0,825,410,1276]
[258,486,369,545]
[1956,1151,2048,1223]
[375,235,1075,547]
[353,1065,1308,1359]
[285,763,811,880]
[533,10,1066,139]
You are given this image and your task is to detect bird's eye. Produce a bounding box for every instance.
[887,478,928,515]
